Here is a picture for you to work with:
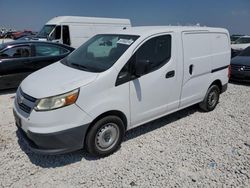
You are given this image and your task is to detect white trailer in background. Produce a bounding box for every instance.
[36,16,132,48]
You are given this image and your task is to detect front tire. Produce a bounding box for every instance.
[85,116,125,157]
[199,85,220,112]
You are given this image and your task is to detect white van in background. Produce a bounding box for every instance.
[13,26,231,157]
[35,16,131,48]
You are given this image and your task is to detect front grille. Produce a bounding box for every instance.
[17,88,37,114]
[20,89,37,102]
[231,64,250,72]
[19,103,32,114]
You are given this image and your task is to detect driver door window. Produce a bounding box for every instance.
[135,35,171,75]
[116,35,171,86]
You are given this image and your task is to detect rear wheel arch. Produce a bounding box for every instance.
[200,82,221,112]
[209,79,222,93]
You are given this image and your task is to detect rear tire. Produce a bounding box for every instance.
[199,85,220,112]
[85,115,125,157]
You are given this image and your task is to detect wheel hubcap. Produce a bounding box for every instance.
[95,123,120,151]
[208,90,218,107]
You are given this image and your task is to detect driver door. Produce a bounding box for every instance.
[129,34,181,127]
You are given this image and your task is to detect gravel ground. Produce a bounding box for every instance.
[0,83,249,187]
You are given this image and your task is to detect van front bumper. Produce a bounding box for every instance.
[16,123,89,155]
[13,89,93,155]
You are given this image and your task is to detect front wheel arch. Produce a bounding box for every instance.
[85,115,125,157]
[209,80,222,93]
[84,110,127,146]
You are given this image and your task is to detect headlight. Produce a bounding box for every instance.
[34,89,79,111]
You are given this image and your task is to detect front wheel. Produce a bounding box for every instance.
[199,85,220,112]
[85,116,125,157]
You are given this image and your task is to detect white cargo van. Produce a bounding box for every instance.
[35,16,131,48]
[13,26,231,157]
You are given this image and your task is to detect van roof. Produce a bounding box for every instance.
[106,26,229,36]
[46,16,131,25]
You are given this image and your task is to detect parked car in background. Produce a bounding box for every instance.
[13,30,37,40]
[0,41,74,90]
[0,38,14,44]
[3,31,16,39]
[231,36,250,58]
[231,49,239,59]
[230,46,250,82]
[0,30,37,41]
[230,34,245,44]
[16,35,35,41]
[231,35,250,51]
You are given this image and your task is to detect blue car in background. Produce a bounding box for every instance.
[230,46,250,82]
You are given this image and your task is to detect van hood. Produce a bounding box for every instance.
[231,56,250,66]
[21,62,98,99]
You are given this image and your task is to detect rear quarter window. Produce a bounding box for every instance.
[35,44,69,57]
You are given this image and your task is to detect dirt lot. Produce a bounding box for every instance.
[0,83,249,187]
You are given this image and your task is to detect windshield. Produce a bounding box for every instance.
[36,25,56,38]
[231,36,242,43]
[62,34,139,72]
[239,47,250,57]
[234,37,250,44]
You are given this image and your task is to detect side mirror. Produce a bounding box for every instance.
[134,59,150,77]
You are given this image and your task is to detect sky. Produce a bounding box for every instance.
[0,0,250,34]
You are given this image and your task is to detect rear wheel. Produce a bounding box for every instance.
[85,115,125,157]
[199,85,220,112]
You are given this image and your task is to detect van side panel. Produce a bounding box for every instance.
[180,32,213,107]
[210,33,231,86]
[67,24,94,48]
[180,32,230,108]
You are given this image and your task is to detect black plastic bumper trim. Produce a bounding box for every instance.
[17,123,90,155]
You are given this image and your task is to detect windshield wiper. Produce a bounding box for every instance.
[71,63,90,71]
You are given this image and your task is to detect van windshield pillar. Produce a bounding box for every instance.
[37,25,56,38]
